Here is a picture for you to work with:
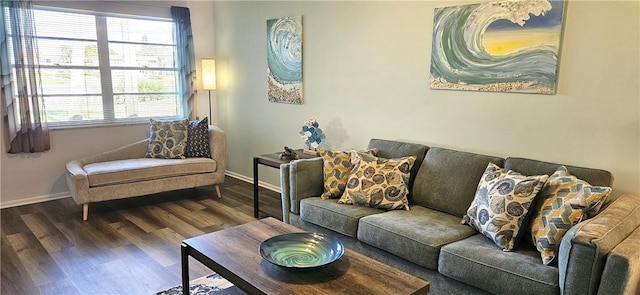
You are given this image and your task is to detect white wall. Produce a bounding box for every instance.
[0,0,216,207]
[1,0,638,208]
[213,1,639,197]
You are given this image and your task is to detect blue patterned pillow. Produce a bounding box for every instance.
[184,118,211,158]
[463,163,549,251]
[145,119,189,159]
[338,152,416,210]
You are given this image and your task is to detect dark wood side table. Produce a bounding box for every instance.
[253,149,319,218]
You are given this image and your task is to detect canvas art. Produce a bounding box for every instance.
[267,15,303,104]
[429,0,565,94]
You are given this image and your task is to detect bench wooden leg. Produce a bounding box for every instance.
[215,185,222,198]
[83,204,89,221]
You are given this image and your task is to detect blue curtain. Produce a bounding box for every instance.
[1,0,50,153]
[171,6,195,120]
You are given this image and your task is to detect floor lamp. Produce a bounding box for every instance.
[201,59,216,121]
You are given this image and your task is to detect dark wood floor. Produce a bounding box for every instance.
[1,177,282,295]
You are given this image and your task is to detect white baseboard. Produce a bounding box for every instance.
[0,191,71,209]
[225,171,281,193]
[0,170,281,209]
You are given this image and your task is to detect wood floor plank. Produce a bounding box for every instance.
[1,176,283,294]
[109,220,178,268]
[54,220,122,266]
[1,233,40,294]
[110,243,182,292]
[1,208,31,236]
[20,212,73,253]
[6,232,67,287]
[175,198,208,211]
[119,209,166,233]
[48,247,110,294]
[158,201,225,229]
[142,205,205,238]
[38,277,81,295]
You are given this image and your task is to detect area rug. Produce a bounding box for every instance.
[154,273,234,295]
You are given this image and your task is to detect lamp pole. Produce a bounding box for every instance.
[208,90,212,121]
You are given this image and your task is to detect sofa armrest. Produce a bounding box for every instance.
[280,157,323,222]
[598,226,640,295]
[280,163,292,224]
[65,160,90,204]
[558,194,640,295]
[208,125,226,174]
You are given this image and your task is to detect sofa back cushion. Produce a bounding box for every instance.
[367,139,428,201]
[504,157,613,187]
[412,147,504,217]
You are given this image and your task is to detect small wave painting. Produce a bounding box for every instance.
[267,15,303,104]
[429,0,565,94]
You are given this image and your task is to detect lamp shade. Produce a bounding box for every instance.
[202,58,216,90]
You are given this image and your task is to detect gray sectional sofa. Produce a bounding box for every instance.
[280,139,640,295]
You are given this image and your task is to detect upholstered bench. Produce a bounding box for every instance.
[66,122,225,220]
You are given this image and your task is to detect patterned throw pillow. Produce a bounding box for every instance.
[463,163,548,251]
[145,118,189,159]
[530,166,611,265]
[319,148,378,199]
[184,118,211,158]
[338,152,416,210]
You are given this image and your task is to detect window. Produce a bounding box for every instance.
[11,6,180,127]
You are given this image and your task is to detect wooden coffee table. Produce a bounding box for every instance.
[181,217,429,295]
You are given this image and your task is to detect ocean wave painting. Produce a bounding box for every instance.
[267,15,303,104]
[429,0,565,94]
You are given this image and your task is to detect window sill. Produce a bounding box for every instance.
[48,120,150,131]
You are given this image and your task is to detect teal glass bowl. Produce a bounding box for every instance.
[259,233,344,269]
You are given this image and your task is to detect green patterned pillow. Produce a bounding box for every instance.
[338,151,416,210]
[530,166,611,265]
[145,118,189,159]
[319,148,377,199]
[463,163,548,251]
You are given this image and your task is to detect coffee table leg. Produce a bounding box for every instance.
[253,157,259,218]
[181,243,189,295]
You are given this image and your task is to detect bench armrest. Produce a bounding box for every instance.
[280,157,323,223]
[558,194,640,295]
[81,139,149,165]
[208,125,226,175]
[66,160,90,204]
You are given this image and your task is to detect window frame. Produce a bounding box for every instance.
[28,5,182,129]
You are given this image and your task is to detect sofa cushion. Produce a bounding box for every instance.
[146,118,189,159]
[366,139,428,202]
[184,117,211,158]
[339,152,416,210]
[357,206,477,269]
[299,197,383,237]
[412,147,505,217]
[530,166,611,265]
[463,163,548,251]
[439,234,559,295]
[83,158,216,187]
[318,148,377,199]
